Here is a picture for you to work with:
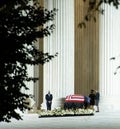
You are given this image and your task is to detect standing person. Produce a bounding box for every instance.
[45,91,53,110]
[89,89,96,109]
[95,90,100,112]
[84,95,90,109]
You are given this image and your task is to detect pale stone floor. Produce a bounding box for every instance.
[0,111,120,129]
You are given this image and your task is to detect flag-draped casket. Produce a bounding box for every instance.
[64,95,86,109]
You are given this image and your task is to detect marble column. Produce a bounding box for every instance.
[41,0,75,109]
[99,4,120,111]
[74,0,99,95]
[21,65,34,96]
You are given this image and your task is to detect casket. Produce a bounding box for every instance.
[64,94,85,109]
[65,94,85,103]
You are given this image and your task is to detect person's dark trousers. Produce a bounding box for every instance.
[47,102,51,110]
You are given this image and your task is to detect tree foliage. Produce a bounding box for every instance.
[0,0,57,122]
[80,0,120,73]
[79,0,120,28]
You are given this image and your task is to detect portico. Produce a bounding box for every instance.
[27,0,120,111]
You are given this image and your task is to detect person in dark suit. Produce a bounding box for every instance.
[95,90,100,112]
[89,89,96,109]
[84,95,90,109]
[45,91,53,110]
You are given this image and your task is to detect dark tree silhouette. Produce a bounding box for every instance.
[0,0,57,122]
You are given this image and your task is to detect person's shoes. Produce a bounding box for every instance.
[96,111,99,112]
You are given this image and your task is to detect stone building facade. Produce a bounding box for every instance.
[27,0,120,112]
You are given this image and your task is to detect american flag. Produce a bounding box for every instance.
[65,95,85,102]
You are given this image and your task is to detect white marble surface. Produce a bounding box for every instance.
[0,111,120,129]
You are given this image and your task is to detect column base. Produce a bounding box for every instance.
[41,97,66,110]
[100,96,120,112]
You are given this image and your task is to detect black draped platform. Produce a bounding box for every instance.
[64,102,85,109]
[39,113,94,118]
